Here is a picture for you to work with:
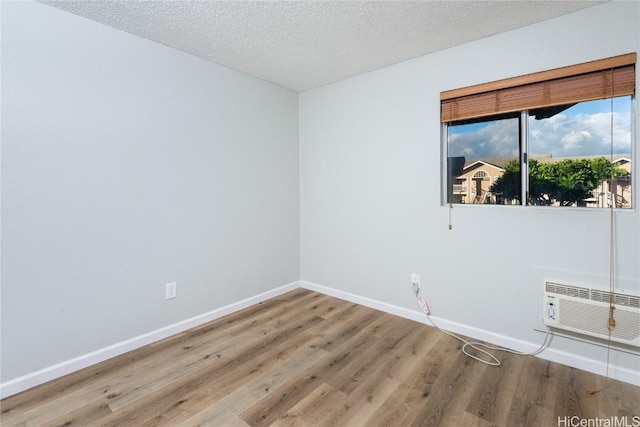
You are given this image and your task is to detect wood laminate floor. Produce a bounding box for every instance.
[1,289,639,426]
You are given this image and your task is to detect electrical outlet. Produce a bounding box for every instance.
[411,273,420,294]
[166,282,177,300]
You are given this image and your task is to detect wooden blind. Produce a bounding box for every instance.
[441,53,636,123]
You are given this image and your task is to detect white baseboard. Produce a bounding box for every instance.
[300,280,640,386]
[0,281,300,399]
[3,279,637,399]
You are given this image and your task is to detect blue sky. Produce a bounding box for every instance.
[448,96,631,159]
[570,96,630,115]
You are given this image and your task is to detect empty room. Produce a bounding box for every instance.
[1,1,639,426]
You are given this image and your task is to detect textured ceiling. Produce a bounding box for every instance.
[39,1,604,92]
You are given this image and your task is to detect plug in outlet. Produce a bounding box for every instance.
[166,282,177,300]
[418,296,430,315]
[411,273,420,294]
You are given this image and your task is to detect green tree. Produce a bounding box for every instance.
[490,157,626,206]
[489,160,521,203]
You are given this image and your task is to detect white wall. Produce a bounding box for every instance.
[300,1,640,381]
[1,1,299,383]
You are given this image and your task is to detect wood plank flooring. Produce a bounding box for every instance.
[2,289,639,426]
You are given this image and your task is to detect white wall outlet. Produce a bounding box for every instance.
[411,273,420,293]
[166,282,177,300]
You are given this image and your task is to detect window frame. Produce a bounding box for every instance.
[440,54,637,209]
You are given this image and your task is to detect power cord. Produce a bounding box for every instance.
[413,286,552,366]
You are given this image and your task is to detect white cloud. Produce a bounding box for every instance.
[448,118,519,159]
[529,111,630,156]
[448,110,630,160]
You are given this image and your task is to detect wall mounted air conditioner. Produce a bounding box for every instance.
[543,281,640,348]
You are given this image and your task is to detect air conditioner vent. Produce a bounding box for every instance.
[543,281,640,348]
[545,282,589,300]
[591,290,640,309]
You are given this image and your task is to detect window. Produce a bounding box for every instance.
[447,116,519,205]
[442,53,636,208]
